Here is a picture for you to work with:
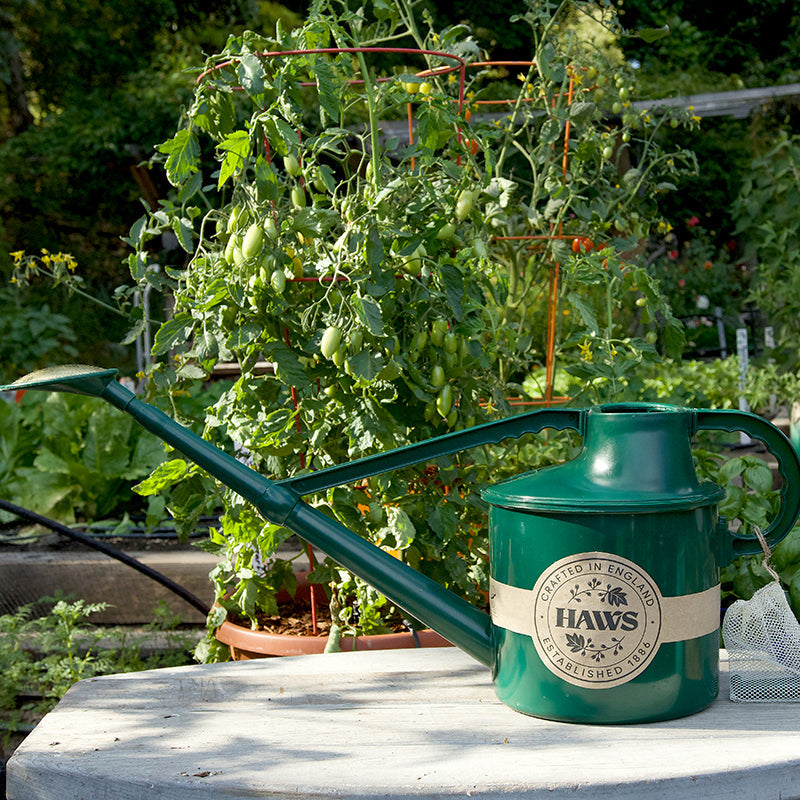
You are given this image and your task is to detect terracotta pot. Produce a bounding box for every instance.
[214,573,452,660]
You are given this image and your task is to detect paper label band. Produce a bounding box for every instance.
[490,552,720,689]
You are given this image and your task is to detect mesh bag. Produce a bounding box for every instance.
[722,527,800,702]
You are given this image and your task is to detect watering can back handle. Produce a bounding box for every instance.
[280,408,584,496]
[694,409,800,558]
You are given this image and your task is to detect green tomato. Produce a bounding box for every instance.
[401,244,426,276]
[291,186,306,209]
[332,345,346,368]
[242,223,264,261]
[443,332,458,354]
[227,204,244,233]
[436,384,453,417]
[455,189,475,221]
[224,235,238,265]
[270,270,286,294]
[430,319,448,347]
[284,154,301,176]
[646,331,658,345]
[431,365,445,388]
[321,326,343,360]
[349,329,364,353]
[264,217,278,241]
[436,222,456,241]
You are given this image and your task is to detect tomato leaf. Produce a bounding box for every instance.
[353,294,383,335]
[172,217,194,252]
[365,225,384,268]
[566,291,600,334]
[311,56,339,124]
[237,53,266,98]
[385,506,416,549]
[217,130,251,189]
[347,350,384,382]
[151,313,194,356]
[133,459,188,496]
[440,262,464,321]
[156,129,200,187]
[263,341,311,390]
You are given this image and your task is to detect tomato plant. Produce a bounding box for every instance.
[124,0,694,653]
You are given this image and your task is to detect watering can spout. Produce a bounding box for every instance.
[5,364,120,398]
[2,366,495,666]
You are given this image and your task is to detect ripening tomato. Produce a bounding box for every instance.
[463,137,479,156]
[571,237,594,253]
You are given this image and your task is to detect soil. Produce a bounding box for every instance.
[250,593,334,637]
[229,589,419,637]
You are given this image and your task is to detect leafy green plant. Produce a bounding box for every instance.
[0,595,197,741]
[557,244,684,404]
[0,392,167,524]
[0,285,78,385]
[733,133,800,373]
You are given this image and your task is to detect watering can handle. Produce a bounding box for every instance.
[280,407,584,496]
[694,409,800,558]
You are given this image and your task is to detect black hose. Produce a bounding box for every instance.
[0,499,210,616]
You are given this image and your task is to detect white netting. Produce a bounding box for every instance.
[722,528,800,702]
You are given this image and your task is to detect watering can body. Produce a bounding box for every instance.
[485,405,729,723]
[5,368,800,724]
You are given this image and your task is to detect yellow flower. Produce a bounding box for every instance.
[578,339,593,362]
[448,73,456,85]
[10,250,24,263]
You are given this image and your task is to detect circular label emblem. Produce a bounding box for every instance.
[531,552,663,689]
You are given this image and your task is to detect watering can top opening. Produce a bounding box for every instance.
[3,365,119,397]
[482,402,726,514]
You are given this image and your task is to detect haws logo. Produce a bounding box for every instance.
[531,553,663,689]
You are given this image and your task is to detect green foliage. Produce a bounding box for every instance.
[619,1,800,94]
[559,246,684,404]
[0,595,197,740]
[0,1,304,370]
[0,392,167,524]
[123,0,695,645]
[733,133,800,372]
[0,286,78,384]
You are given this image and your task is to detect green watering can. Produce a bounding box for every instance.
[5,365,800,724]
